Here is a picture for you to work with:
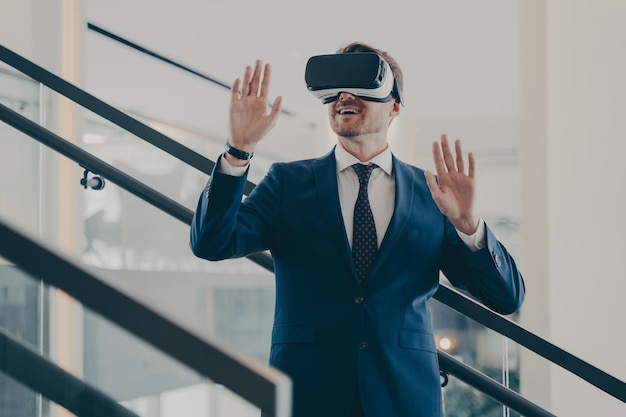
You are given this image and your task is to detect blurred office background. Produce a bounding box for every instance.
[1,0,625,416]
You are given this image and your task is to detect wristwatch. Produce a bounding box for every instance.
[224,139,254,161]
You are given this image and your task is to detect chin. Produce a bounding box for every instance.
[337,129,359,137]
[330,123,361,138]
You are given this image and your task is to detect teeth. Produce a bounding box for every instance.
[339,109,358,115]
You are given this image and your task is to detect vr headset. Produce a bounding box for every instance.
[305,52,403,105]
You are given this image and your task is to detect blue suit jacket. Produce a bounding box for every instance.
[190,149,525,417]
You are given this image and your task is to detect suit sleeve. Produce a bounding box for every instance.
[440,219,526,315]
[189,155,281,261]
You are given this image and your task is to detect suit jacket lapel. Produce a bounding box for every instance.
[313,149,357,278]
[368,156,414,280]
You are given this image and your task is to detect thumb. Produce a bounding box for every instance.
[425,170,444,201]
[268,95,283,122]
[424,170,438,191]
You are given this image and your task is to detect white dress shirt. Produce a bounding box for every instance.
[335,144,394,249]
[219,146,485,251]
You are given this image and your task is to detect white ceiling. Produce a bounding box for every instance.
[82,0,521,168]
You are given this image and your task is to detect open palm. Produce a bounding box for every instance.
[229,60,282,147]
[424,134,479,235]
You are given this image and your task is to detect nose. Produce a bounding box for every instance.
[338,91,357,101]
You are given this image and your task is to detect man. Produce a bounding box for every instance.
[190,42,525,417]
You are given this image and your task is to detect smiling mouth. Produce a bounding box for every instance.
[337,108,360,115]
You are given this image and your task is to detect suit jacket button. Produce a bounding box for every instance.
[492,252,502,267]
[354,296,364,304]
[359,341,368,350]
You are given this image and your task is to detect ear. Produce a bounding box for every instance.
[389,100,402,117]
[388,100,402,126]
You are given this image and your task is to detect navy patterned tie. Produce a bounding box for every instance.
[352,163,378,282]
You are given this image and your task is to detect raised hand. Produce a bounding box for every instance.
[424,134,479,235]
[228,60,282,157]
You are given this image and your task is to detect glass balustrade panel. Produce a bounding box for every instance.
[2,78,277,396]
[431,293,626,416]
[1,119,276,385]
[0,64,43,237]
[0,264,278,417]
[429,296,521,417]
[77,174,275,363]
[0,62,56,417]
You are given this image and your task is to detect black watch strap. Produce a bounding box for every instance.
[225,139,254,161]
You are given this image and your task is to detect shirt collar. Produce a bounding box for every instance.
[335,144,393,176]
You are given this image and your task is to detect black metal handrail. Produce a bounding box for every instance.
[435,285,626,403]
[0,44,259,195]
[0,218,292,417]
[0,103,555,416]
[0,328,140,417]
[86,22,294,116]
[437,350,555,417]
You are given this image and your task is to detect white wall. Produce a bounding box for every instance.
[521,1,626,415]
[1,0,64,70]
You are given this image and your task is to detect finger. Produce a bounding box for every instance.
[259,63,272,98]
[268,95,283,122]
[231,78,241,101]
[455,139,465,174]
[468,152,476,178]
[432,140,446,176]
[424,171,442,199]
[440,134,456,173]
[241,65,252,97]
[249,60,262,96]
[424,170,436,190]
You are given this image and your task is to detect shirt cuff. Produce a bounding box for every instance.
[218,153,249,177]
[456,218,486,252]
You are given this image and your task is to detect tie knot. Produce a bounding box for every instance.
[352,163,377,185]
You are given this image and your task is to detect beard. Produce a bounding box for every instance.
[330,120,364,137]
